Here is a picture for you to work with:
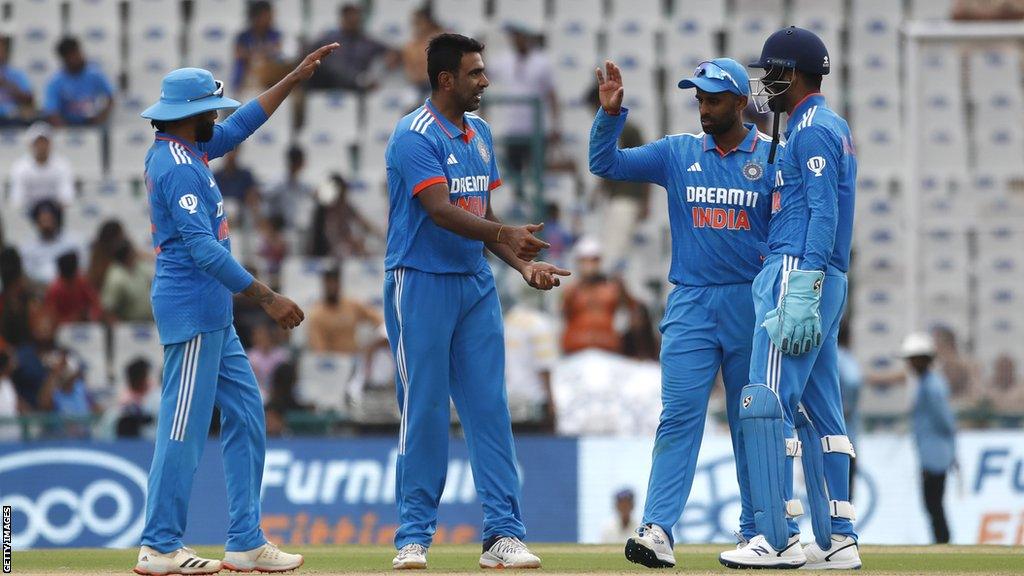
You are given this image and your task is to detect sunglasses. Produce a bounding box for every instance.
[187,80,225,102]
[693,61,740,92]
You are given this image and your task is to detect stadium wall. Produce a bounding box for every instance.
[1,433,1021,549]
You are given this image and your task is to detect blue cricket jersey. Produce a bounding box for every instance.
[146,100,268,345]
[384,99,502,274]
[768,93,857,272]
[590,107,776,286]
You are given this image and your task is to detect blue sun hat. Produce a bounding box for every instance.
[677,58,750,97]
[140,67,241,121]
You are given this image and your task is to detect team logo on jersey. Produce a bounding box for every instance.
[178,194,199,214]
[742,161,763,181]
[216,201,224,217]
[743,395,752,409]
[806,156,827,177]
[476,138,490,163]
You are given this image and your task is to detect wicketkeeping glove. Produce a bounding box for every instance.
[762,269,825,356]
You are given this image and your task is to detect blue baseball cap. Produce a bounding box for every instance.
[677,58,750,97]
[141,67,241,121]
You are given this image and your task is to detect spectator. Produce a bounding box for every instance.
[541,202,574,267]
[620,302,659,361]
[258,214,289,289]
[233,0,285,94]
[85,219,128,291]
[115,358,156,438]
[600,488,636,544]
[10,309,59,409]
[308,3,390,91]
[306,173,383,258]
[38,349,98,438]
[902,331,958,545]
[401,8,444,95]
[44,252,103,324]
[0,33,34,126]
[561,237,638,355]
[20,199,84,286]
[488,23,560,197]
[101,239,154,322]
[263,145,315,228]
[214,148,260,213]
[246,322,290,398]
[932,325,982,410]
[586,84,648,272]
[837,325,863,499]
[0,350,25,441]
[307,267,384,354]
[1,247,37,347]
[9,122,76,212]
[265,362,310,416]
[504,294,558,432]
[983,354,1024,417]
[43,36,115,126]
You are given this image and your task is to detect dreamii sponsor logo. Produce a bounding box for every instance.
[685,186,760,208]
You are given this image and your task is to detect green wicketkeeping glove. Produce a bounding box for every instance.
[762,269,825,356]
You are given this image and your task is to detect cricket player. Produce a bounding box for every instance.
[590,58,776,568]
[133,43,338,575]
[719,27,861,570]
[384,33,569,570]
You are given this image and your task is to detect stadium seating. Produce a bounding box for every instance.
[493,0,546,31]
[297,352,356,412]
[111,323,164,393]
[54,128,104,181]
[57,322,110,393]
[433,0,489,36]
[68,0,123,77]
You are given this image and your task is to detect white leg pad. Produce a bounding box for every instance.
[822,435,856,457]
[785,499,804,518]
[829,500,856,520]
[785,438,802,457]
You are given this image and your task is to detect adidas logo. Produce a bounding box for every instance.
[686,162,702,172]
[446,153,459,165]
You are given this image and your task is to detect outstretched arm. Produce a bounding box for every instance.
[203,43,341,160]
[588,61,669,186]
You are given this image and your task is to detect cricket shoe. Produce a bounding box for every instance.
[479,536,541,569]
[222,541,303,573]
[801,535,861,570]
[624,524,675,568]
[392,544,428,570]
[719,534,806,569]
[134,546,221,575]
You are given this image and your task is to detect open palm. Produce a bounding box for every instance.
[596,60,625,114]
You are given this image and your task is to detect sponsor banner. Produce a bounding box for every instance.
[579,432,1024,546]
[0,437,577,549]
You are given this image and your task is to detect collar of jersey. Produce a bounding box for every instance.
[703,122,760,156]
[786,92,826,134]
[155,132,207,164]
[424,98,477,143]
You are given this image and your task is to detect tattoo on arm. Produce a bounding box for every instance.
[242,279,276,305]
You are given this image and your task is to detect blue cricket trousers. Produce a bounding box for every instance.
[749,254,855,538]
[141,324,267,553]
[642,282,755,541]
[384,266,525,549]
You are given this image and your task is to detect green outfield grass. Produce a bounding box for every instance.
[10,544,1024,574]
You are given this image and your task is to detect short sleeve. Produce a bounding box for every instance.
[396,131,446,196]
[488,138,501,192]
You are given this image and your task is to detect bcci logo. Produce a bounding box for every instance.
[806,156,827,177]
[476,138,490,164]
[742,161,763,181]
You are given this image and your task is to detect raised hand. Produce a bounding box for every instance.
[521,261,572,290]
[595,60,625,115]
[290,43,341,82]
[501,223,550,261]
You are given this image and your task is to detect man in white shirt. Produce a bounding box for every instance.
[503,297,559,432]
[19,199,84,286]
[8,122,76,211]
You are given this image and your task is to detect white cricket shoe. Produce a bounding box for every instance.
[392,544,428,570]
[801,535,862,570]
[479,536,541,569]
[719,534,806,569]
[134,545,221,575]
[624,524,676,568]
[222,541,303,573]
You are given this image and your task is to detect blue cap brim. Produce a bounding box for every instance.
[140,96,242,121]
[678,76,743,96]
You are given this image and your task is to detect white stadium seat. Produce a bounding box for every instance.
[674,0,726,29]
[663,18,716,74]
[551,0,606,28]
[547,21,599,102]
[434,0,489,36]
[609,0,663,23]
[54,128,104,180]
[297,353,356,412]
[111,323,163,392]
[367,0,419,45]
[109,125,152,179]
[57,322,110,392]
[309,0,346,37]
[493,0,546,30]
[186,22,236,82]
